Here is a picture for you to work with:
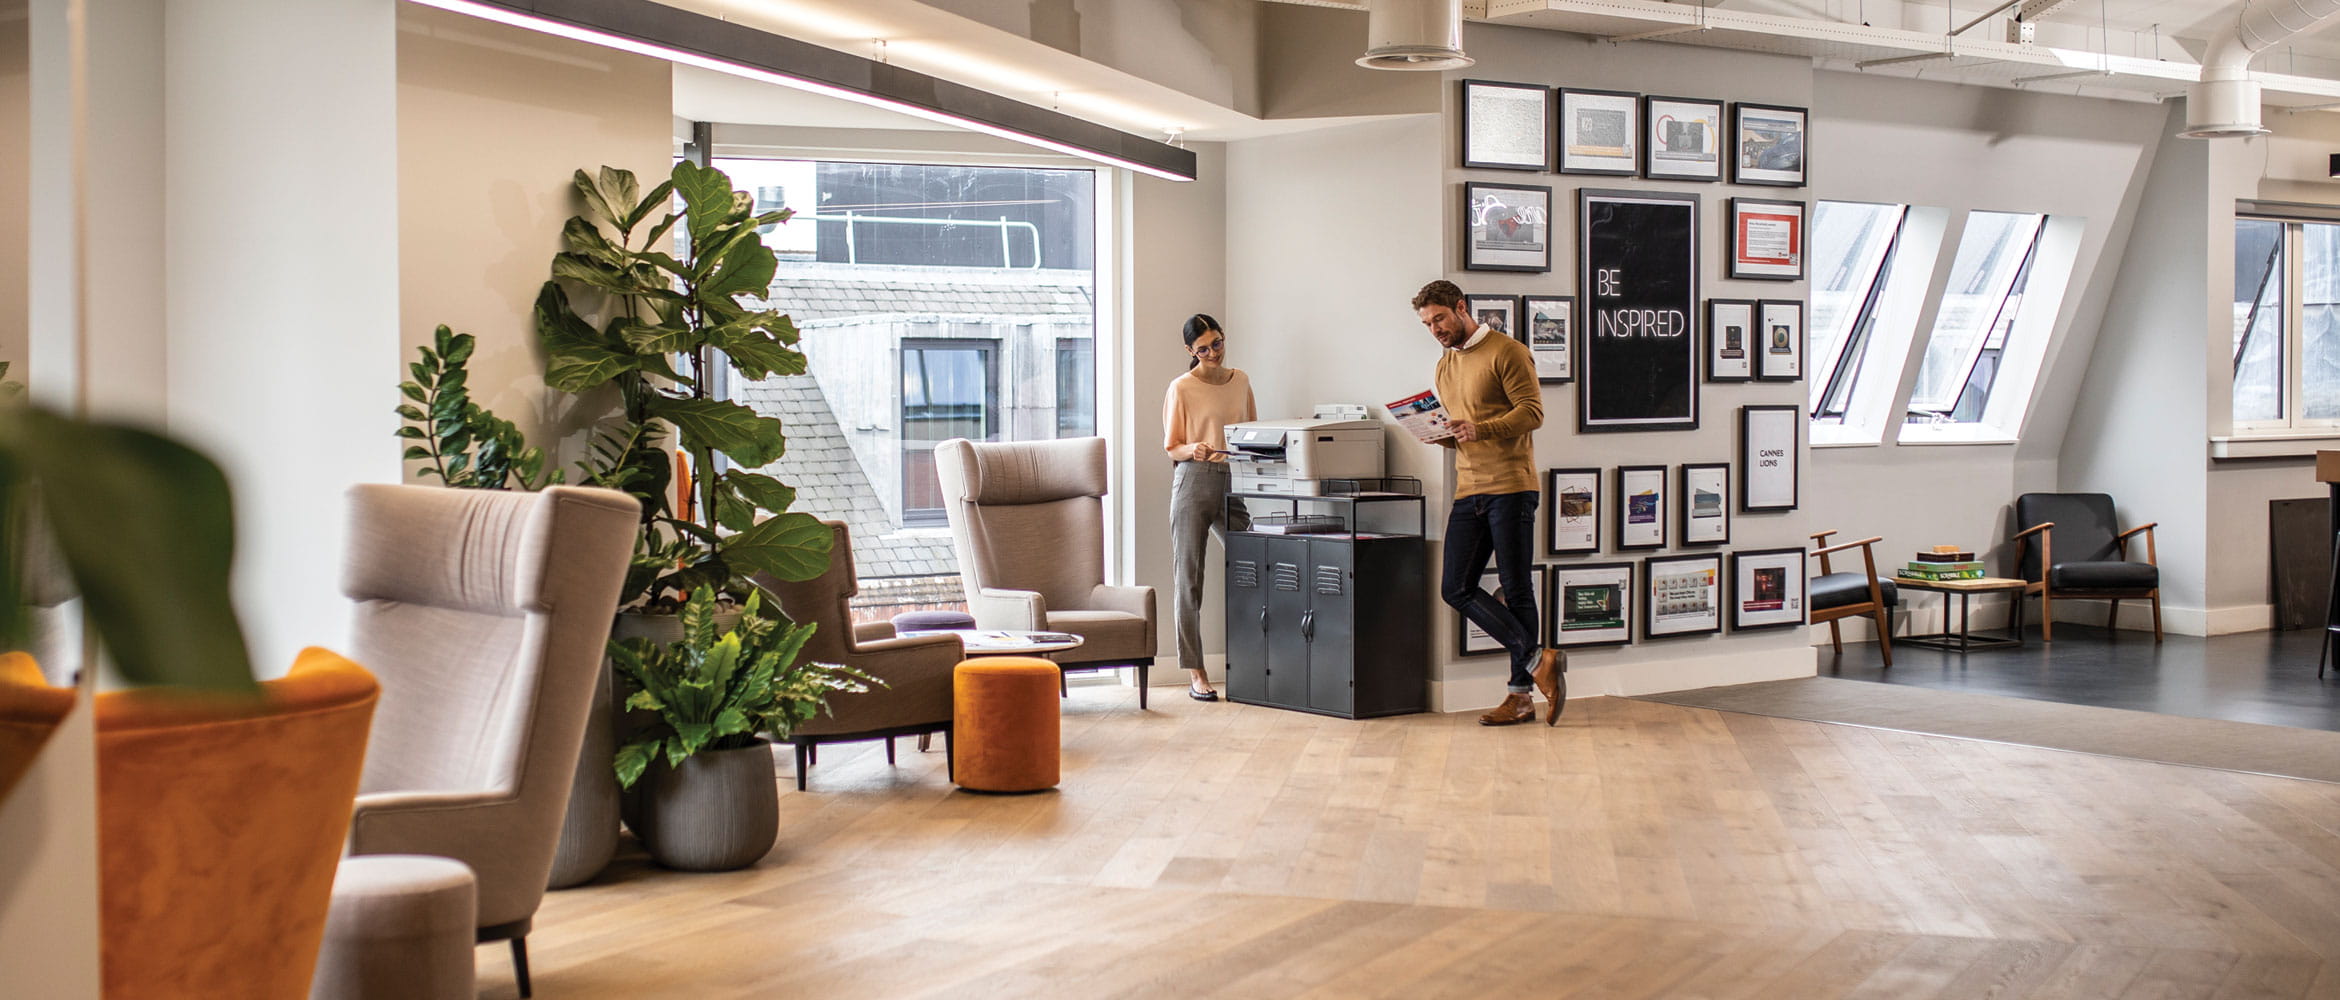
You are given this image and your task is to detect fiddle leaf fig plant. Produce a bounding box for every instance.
[541,162,830,608]
[609,586,876,789]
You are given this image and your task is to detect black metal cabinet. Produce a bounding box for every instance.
[1224,491,1426,719]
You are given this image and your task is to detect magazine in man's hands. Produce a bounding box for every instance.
[1386,390,1455,443]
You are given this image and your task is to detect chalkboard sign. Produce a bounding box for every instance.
[1578,189,1701,432]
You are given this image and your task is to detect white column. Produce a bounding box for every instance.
[163,0,401,673]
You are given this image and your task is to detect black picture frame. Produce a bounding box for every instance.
[1545,467,1602,555]
[1730,102,1808,187]
[1457,563,1543,657]
[1705,299,1756,382]
[1460,79,1553,171]
[1548,561,1636,648]
[1738,404,1800,513]
[1578,188,1700,433]
[1727,197,1807,281]
[1678,462,1731,546]
[1757,299,1805,382]
[1521,294,1574,384]
[1464,182,1553,273]
[1557,88,1641,176]
[1615,465,1668,551]
[1464,294,1519,342]
[1643,553,1724,639]
[1642,95,1725,182]
[1729,547,1809,631]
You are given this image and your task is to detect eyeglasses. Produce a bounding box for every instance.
[1195,341,1225,353]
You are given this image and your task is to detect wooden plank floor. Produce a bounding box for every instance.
[500,691,2340,999]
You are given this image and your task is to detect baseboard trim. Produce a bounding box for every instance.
[2045,599,2269,637]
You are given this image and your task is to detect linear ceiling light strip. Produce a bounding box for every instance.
[407,0,1198,181]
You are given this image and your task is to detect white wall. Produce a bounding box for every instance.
[2062,106,2212,629]
[396,3,674,461]
[1809,72,2168,637]
[161,0,401,674]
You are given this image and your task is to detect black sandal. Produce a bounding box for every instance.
[1188,684,1220,702]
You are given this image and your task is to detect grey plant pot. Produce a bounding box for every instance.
[638,738,780,872]
[550,605,749,887]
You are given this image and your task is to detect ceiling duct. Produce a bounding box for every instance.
[2184,0,2340,137]
[1357,0,1475,70]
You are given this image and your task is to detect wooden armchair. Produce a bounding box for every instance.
[2010,493,2160,642]
[1809,530,1895,666]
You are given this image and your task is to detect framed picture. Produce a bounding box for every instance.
[1465,294,1519,342]
[1458,564,1543,657]
[1549,562,1635,648]
[1678,463,1730,545]
[1460,79,1552,171]
[1731,102,1808,187]
[1728,198,1806,281]
[1705,299,1755,382]
[1739,404,1800,512]
[1557,88,1640,176]
[1546,467,1601,555]
[1758,299,1805,381]
[1521,295,1574,383]
[1730,547,1808,631]
[1464,182,1553,273]
[1579,188,1700,432]
[1642,95,1724,182]
[1644,553,1723,639]
[1615,465,1668,550]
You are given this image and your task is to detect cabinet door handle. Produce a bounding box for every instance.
[1301,609,1314,640]
[1259,608,1269,632]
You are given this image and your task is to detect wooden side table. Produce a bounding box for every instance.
[1894,575,2029,652]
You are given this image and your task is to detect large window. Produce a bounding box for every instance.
[2233,216,2340,430]
[713,156,1099,617]
[1808,201,1908,422]
[1906,212,2047,424]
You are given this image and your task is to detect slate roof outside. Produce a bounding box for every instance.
[742,376,958,581]
[759,262,1093,326]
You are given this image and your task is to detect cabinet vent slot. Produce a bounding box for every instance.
[1231,559,1259,589]
[1314,566,1345,596]
[1271,563,1302,591]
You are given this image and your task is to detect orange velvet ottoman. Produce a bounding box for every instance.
[952,656,1061,793]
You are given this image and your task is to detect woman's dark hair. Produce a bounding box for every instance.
[1181,314,1223,370]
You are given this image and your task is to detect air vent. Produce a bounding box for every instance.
[1232,559,1259,589]
[1314,566,1345,596]
[1272,563,1302,591]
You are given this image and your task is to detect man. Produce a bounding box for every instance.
[1415,280,1565,726]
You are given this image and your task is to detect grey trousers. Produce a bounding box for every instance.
[1170,460,1246,675]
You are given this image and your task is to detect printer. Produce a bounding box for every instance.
[1223,404,1385,496]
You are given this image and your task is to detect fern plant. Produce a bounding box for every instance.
[396,325,558,490]
[610,586,876,789]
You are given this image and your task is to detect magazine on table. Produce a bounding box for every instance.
[1386,389,1455,444]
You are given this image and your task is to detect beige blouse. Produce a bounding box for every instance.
[1162,368,1257,462]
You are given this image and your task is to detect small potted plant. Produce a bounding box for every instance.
[611,586,873,871]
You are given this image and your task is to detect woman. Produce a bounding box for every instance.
[1163,314,1256,702]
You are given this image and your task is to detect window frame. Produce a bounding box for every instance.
[2232,214,2340,434]
[1905,211,2046,419]
[1808,201,1908,422]
[899,337,1003,527]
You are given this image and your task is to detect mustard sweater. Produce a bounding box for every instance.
[1434,332,1543,498]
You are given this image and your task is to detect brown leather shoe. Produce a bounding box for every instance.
[1530,648,1568,726]
[1478,692,1536,726]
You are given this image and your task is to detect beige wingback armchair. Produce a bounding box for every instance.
[933,437,1159,708]
[753,520,965,790]
[339,484,639,999]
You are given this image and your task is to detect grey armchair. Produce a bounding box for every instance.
[339,484,639,999]
[933,437,1159,707]
[2011,492,2161,642]
[752,520,964,790]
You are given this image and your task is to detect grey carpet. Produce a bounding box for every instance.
[1635,677,2340,784]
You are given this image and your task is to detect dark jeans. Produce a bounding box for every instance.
[1440,490,1541,690]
